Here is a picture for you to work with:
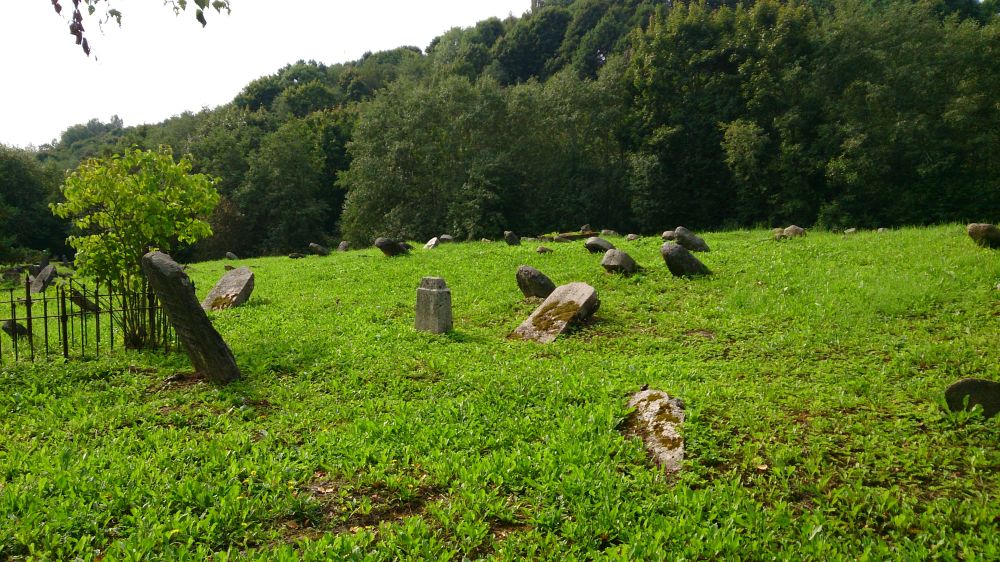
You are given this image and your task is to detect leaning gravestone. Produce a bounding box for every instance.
[536,246,553,254]
[623,389,685,473]
[225,251,239,260]
[601,249,638,276]
[600,229,620,237]
[415,277,452,334]
[202,267,255,311]
[2,320,28,340]
[844,228,858,235]
[772,227,786,240]
[783,225,806,238]
[504,231,521,246]
[673,226,710,252]
[70,288,100,313]
[516,265,556,299]
[967,223,1000,249]
[309,242,331,256]
[661,243,712,277]
[439,234,454,244]
[374,237,410,257]
[661,230,676,241]
[424,237,440,250]
[584,237,615,254]
[511,282,599,343]
[337,241,350,252]
[945,378,1000,419]
[626,234,640,241]
[29,265,56,294]
[141,251,242,384]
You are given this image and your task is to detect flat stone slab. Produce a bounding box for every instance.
[511,282,599,343]
[945,378,1000,419]
[623,389,685,473]
[202,267,255,311]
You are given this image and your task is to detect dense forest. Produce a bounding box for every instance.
[2,0,998,261]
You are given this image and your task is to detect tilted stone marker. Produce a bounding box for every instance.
[967,223,1000,249]
[503,231,521,246]
[623,389,685,473]
[288,252,305,259]
[600,229,620,237]
[844,228,858,235]
[626,234,640,241]
[70,289,100,313]
[536,246,553,254]
[945,378,1000,419]
[661,243,712,277]
[661,230,676,241]
[309,242,331,256]
[673,226,710,252]
[202,267,255,311]
[415,277,452,334]
[141,251,242,384]
[225,251,239,260]
[375,237,410,257]
[772,227,787,240]
[424,237,440,250]
[584,237,615,254]
[439,234,454,244]
[511,282,599,343]
[29,265,56,294]
[337,241,350,252]
[601,249,638,276]
[2,320,28,340]
[783,225,806,238]
[516,265,556,299]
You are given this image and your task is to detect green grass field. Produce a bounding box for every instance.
[1,225,998,560]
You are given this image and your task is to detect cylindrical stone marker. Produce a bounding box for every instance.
[415,277,453,334]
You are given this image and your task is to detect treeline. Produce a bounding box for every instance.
[3,0,998,260]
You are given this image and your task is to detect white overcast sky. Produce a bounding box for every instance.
[2,1,530,148]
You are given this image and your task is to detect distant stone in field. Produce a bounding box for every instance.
[661,230,676,241]
[600,229,620,237]
[424,237,440,250]
[512,282,599,343]
[601,249,638,276]
[539,235,554,242]
[308,242,330,256]
[70,288,100,313]
[522,237,539,243]
[374,237,410,257]
[439,234,454,244]
[626,234,640,241]
[967,223,1000,249]
[224,264,235,271]
[480,238,492,243]
[553,235,571,243]
[141,251,242,384]
[60,255,70,267]
[783,225,806,238]
[337,241,350,252]
[202,267,255,311]
[772,228,787,241]
[877,228,888,234]
[661,243,712,277]
[2,320,28,340]
[29,265,56,294]
[415,277,452,334]
[225,251,239,260]
[623,389,685,473]
[584,237,615,254]
[503,231,521,246]
[288,252,305,259]
[559,232,592,241]
[673,226,710,252]
[844,228,858,235]
[536,246,553,254]
[516,265,556,299]
[580,224,591,233]
[945,378,1000,419]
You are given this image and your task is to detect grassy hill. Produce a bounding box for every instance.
[1,225,998,560]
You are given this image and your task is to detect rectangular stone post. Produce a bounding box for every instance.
[415,277,452,334]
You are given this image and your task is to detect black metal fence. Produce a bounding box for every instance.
[0,274,176,365]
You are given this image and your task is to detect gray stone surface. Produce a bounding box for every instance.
[503,231,521,246]
[661,243,712,277]
[511,282,599,343]
[309,243,331,256]
[141,251,242,384]
[661,230,676,241]
[967,223,1000,249]
[424,237,440,250]
[202,267,255,311]
[877,228,888,234]
[626,234,640,241]
[623,389,685,473]
[225,252,239,260]
[600,229,620,237]
[439,234,455,244]
[375,237,410,257]
[337,241,350,252]
[536,246,553,254]
[69,289,100,313]
[844,228,858,235]
[415,277,452,334]
[772,227,787,240]
[945,378,1000,419]
[288,253,305,259]
[553,235,571,243]
[516,265,556,299]
[2,320,28,339]
[29,265,56,294]
[673,226,710,252]
[584,237,615,254]
[601,249,638,276]
[783,225,806,238]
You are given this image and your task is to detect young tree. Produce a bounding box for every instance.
[51,146,218,348]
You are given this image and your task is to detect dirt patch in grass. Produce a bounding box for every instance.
[146,371,208,393]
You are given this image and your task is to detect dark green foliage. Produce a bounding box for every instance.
[0,145,66,261]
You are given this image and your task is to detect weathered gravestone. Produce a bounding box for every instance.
[202,267,255,311]
[503,231,521,246]
[772,227,787,240]
[783,225,806,238]
[967,223,1000,249]
[288,253,305,259]
[536,246,553,254]
[584,237,615,254]
[141,251,242,384]
[601,249,638,276]
[69,289,100,313]
[511,282,599,343]
[661,230,676,241]
[2,320,28,340]
[622,389,685,473]
[945,378,1000,419]
[600,229,620,237]
[516,265,556,299]
[626,234,640,241]
[337,241,351,252]
[424,237,440,250]
[439,234,454,244]
[661,243,712,277]
[415,277,452,334]
[844,228,858,235]
[29,265,56,294]
[309,243,331,256]
[375,237,410,257]
[225,251,239,260]
[673,226,710,252]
